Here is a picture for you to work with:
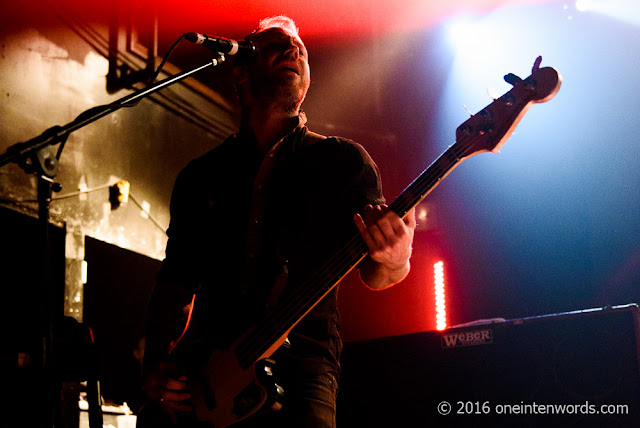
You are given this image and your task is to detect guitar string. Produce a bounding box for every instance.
[235,124,508,365]
[235,163,446,364]
[236,97,528,366]
[235,101,528,366]
[235,134,478,365]
[236,147,465,365]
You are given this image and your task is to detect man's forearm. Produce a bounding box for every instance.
[358,256,410,290]
[144,278,194,371]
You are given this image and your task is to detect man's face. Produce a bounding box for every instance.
[245,27,310,112]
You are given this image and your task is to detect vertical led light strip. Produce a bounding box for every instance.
[434,261,447,330]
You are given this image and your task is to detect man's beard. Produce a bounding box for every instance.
[250,72,309,114]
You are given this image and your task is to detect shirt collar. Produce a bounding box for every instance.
[236,111,307,151]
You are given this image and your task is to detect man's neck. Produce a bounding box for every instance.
[242,103,301,154]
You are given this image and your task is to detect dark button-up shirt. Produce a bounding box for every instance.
[146,120,384,377]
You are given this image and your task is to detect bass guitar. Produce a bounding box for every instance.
[173,57,561,427]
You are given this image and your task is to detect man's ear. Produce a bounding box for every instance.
[232,65,248,85]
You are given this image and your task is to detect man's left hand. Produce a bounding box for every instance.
[353,205,416,288]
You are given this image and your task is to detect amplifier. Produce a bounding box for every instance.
[338,304,640,427]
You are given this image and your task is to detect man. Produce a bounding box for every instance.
[141,16,415,428]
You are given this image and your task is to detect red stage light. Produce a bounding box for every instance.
[434,260,447,330]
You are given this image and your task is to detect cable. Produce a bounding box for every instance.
[120,33,188,108]
[128,192,167,235]
[0,182,117,204]
[0,181,168,235]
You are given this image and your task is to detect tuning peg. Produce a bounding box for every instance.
[487,87,500,100]
[504,73,522,86]
[532,56,542,73]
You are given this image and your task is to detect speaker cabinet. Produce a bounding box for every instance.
[0,205,67,427]
[83,236,162,411]
[338,305,640,427]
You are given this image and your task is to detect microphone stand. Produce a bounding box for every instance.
[0,53,225,427]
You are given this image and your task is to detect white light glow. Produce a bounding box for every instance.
[575,0,590,12]
[445,17,489,62]
[418,207,428,221]
[575,0,640,25]
[141,201,151,219]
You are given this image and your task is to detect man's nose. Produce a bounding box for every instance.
[283,38,299,59]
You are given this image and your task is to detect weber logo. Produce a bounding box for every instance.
[441,329,493,348]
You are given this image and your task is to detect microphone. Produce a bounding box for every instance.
[184,33,256,57]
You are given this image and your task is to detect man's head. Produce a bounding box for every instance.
[233,16,310,115]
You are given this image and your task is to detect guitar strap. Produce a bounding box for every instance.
[240,125,328,311]
[240,135,283,302]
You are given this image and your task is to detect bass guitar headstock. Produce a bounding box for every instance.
[454,56,561,159]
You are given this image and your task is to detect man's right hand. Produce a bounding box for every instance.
[145,362,192,423]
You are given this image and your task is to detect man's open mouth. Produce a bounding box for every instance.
[278,62,299,75]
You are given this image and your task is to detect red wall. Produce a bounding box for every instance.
[339,230,451,342]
